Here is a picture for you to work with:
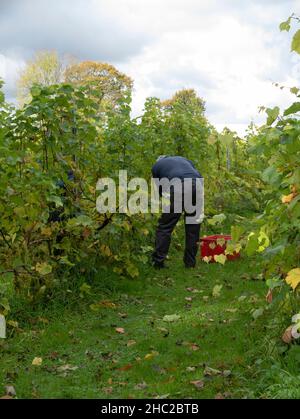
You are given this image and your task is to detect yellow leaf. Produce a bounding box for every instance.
[202,256,212,264]
[41,227,52,237]
[286,268,300,291]
[282,193,295,204]
[214,254,227,265]
[144,351,159,360]
[216,238,226,247]
[32,357,43,366]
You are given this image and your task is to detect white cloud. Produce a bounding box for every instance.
[0,0,300,135]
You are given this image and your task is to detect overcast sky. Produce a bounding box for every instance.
[0,0,300,135]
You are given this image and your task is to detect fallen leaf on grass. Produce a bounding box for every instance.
[134,381,148,390]
[185,297,193,302]
[212,285,223,298]
[32,357,43,366]
[117,364,133,371]
[118,312,128,319]
[222,370,232,377]
[115,327,125,334]
[5,386,16,397]
[189,343,200,351]
[49,351,59,360]
[163,314,181,323]
[186,287,200,293]
[186,366,196,372]
[266,289,273,304]
[157,327,169,337]
[152,364,166,374]
[57,364,79,373]
[145,351,159,360]
[103,387,113,394]
[204,366,221,376]
[252,308,264,320]
[126,340,136,347]
[282,326,293,344]
[190,380,205,389]
[226,308,238,313]
[0,315,6,339]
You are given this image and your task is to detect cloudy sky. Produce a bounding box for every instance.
[0,0,300,135]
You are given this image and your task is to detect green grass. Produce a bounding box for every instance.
[0,249,274,399]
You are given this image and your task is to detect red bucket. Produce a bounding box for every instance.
[200,235,240,263]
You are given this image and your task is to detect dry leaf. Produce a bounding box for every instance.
[163,314,181,323]
[285,268,300,291]
[282,193,296,204]
[118,364,133,371]
[134,381,148,390]
[5,386,16,397]
[282,326,293,344]
[190,380,205,389]
[266,289,273,304]
[115,327,125,334]
[189,343,200,351]
[212,285,223,297]
[126,340,136,347]
[32,357,43,366]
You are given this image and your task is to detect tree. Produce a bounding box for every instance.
[17,51,68,106]
[64,61,133,109]
[161,89,206,116]
[161,89,208,157]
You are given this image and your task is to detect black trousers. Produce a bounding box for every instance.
[152,182,201,267]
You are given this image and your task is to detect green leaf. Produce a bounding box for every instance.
[279,17,291,32]
[47,195,63,208]
[0,298,10,313]
[31,86,42,97]
[290,87,299,95]
[283,102,300,116]
[35,262,52,275]
[231,225,245,242]
[266,106,280,125]
[208,213,227,226]
[261,166,281,186]
[214,254,227,265]
[291,29,300,54]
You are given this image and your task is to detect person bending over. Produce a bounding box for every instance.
[151,155,203,269]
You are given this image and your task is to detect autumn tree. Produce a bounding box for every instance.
[161,89,208,157]
[64,61,133,109]
[17,51,69,106]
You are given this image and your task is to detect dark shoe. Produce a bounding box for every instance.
[153,261,167,269]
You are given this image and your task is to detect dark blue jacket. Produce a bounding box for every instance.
[152,156,202,180]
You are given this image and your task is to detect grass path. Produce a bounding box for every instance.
[0,253,267,399]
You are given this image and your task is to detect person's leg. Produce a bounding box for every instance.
[152,212,181,266]
[183,180,201,267]
[183,219,201,267]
